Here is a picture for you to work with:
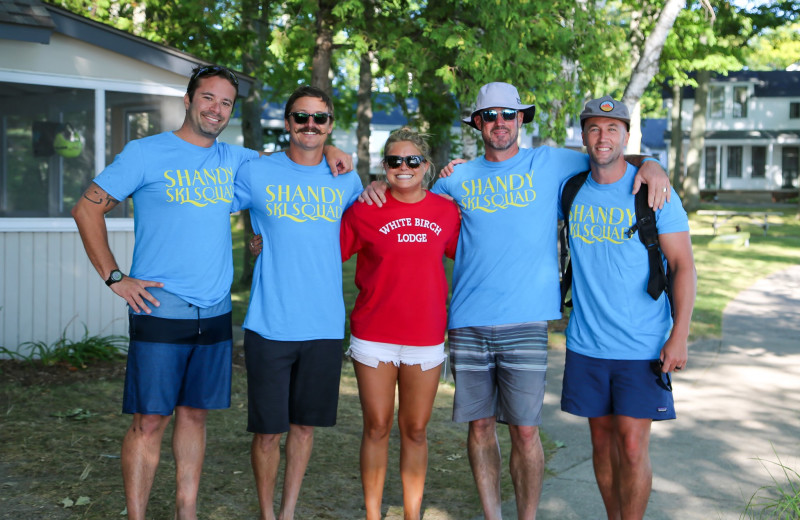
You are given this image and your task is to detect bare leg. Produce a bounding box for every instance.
[121,413,172,520]
[277,424,315,520]
[251,432,283,520]
[467,417,502,520]
[397,362,441,520]
[172,406,208,520]
[507,424,544,520]
[615,416,653,520]
[354,361,399,520]
[589,415,621,520]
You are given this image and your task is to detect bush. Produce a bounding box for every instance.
[0,324,127,369]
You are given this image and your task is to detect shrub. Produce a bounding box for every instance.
[0,324,127,369]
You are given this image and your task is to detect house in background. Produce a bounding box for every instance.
[0,0,253,353]
[666,70,800,201]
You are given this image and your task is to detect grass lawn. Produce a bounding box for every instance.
[0,203,797,519]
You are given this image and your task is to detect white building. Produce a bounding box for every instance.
[0,0,253,353]
[667,70,800,200]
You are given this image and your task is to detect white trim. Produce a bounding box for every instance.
[0,69,185,97]
[95,87,106,176]
[0,218,134,232]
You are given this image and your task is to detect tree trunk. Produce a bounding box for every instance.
[461,100,478,161]
[622,0,684,150]
[238,0,269,286]
[683,70,710,211]
[356,52,374,186]
[669,82,684,195]
[311,0,335,95]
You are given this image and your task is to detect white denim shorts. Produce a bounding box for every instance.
[347,335,446,372]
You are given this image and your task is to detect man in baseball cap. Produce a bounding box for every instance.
[429,85,672,519]
[560,95,695,519]
[579,94,631,129]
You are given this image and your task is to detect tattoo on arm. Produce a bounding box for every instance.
[82,184,119,209]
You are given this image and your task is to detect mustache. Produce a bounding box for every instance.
[296,127,323,134]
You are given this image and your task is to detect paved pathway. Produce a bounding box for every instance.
[471,265,800,519]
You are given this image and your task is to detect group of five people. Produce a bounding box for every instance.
[72,65,695,520]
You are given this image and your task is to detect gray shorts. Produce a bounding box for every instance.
[449,321,547,426]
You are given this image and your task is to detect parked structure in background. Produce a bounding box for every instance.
[666,70,800,202]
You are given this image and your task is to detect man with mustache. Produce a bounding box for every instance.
[71,67,351,520]
[232,85,363,520]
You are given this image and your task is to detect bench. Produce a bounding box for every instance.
[696,210,784,237]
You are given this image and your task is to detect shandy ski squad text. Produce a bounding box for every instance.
[164,166,234,206]
[458,171,536,212]
[263,183,349,222]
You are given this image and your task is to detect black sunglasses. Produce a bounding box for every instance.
[385,155,427,169]
[650,360,672,392]
[288,112,334,125]
[192,66,239,86]
[480,109,518,123]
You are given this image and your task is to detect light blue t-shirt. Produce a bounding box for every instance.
[431,146,589,329]
[94,131,259,307]
[559,164,690,360]
[233,152,362,341]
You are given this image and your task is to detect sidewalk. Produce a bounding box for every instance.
[480,264,800,519]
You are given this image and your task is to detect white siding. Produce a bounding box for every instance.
[0,220,133,355]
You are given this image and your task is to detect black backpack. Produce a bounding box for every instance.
[558,170,671,313]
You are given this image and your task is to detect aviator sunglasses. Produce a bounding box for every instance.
[288,111,334,125]
[385,155,427,169]
[479,108,518,123]
[192,65,239,86]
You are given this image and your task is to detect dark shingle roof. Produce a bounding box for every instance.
[678,71,800,99]
[0,0,54,28]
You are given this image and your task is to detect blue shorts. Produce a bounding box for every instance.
[449,321,548,426]
[122,288,233,415]
[561,349,676,421]
[244,330,343,434]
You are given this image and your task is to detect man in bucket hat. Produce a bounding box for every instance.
[559,96,695,519]
[362,82,670,519]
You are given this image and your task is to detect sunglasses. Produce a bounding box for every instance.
[288,112,334,125]
[480,109,518,123]
[650,360,672,392]
[192,65,239,86]
[385,155,427,169]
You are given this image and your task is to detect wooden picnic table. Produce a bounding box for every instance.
[696,210,783,237]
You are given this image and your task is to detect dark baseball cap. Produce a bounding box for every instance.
[579,96,630,129]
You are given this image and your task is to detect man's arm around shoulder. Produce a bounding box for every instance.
[72,182,163,314]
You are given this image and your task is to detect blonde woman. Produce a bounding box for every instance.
[340,128,460,520]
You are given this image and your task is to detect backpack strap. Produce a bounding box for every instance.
[559,171,590,311]
[626,185,669,301]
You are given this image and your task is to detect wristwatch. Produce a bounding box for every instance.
[105,269,124,286]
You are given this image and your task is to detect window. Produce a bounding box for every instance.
[733,86,748,118]
[791,102,800,119]
[727,146,743,178]
[704,147,718,188]
[0,84,95,217]
[709,86,725,119]
[751,146,766,178]
[0,83,184,218]
[782,147,799,188]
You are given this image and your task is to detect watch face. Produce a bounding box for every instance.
[111,271,123,282]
